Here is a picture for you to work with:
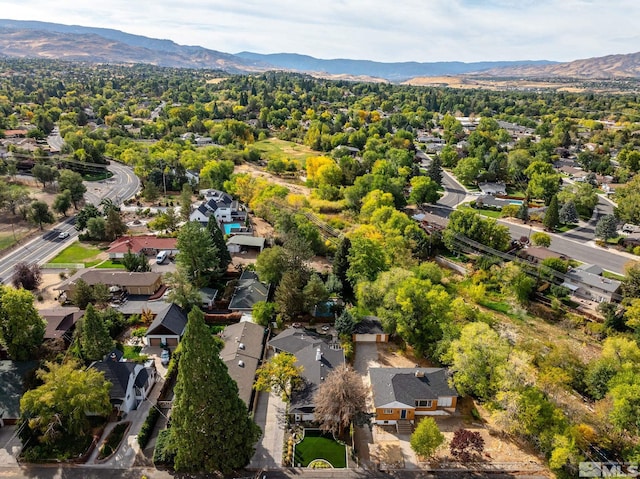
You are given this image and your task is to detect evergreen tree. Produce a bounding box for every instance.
[335,308,356,336]
[122,249,151,272]
[176,221,221,287]
[80,304,114,361]
[171,308,260,473]
[427,155,443,185]
[595,214,618,241]
[559,200,579,224]
[179,183,192,221]
[207,217,231,273]
[275,269,307,321]
[302,274,329,314]
[0,286,45,360]
[543,195,560,231]
[516,201,529,223]
[332,236,353,299]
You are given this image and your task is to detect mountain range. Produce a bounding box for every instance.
[0,19,637,81]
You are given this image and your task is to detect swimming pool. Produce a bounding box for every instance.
[223,222,243,235]
[509,200,524,205]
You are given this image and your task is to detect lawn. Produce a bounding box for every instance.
[95,259,126,269]
[122,345,148,362]
[49,243,103,265]
[253,138,320,163]
[556,223,579,233]
[459,204,502,219]
[293,429,346,468]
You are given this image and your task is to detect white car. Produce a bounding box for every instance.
[58,231,70,239]
[160,349,170,366]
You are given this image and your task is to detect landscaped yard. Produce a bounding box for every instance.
[253,138,319,163]
[293,429,347,468]
[49,242,104,266]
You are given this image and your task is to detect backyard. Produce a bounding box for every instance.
[293,429,347,468]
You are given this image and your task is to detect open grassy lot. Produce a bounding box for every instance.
[293,429,346,468]
[253,138,320,164]
[49,242,103,265]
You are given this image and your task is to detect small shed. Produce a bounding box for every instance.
[226,235,266,254]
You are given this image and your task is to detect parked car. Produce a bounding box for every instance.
[160,349,170,366]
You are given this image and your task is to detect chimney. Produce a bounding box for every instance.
[315,347,322,361]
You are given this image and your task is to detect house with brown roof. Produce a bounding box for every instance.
[55,271,163,297]
[39,307,84,343]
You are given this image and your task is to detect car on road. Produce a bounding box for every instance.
[321,325,330,332]
[58,231,70,239]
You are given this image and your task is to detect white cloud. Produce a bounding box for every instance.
[0,0,638,63]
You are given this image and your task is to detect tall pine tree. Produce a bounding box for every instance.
[332,236,353,300]
[543,195,560,231]
[207,217,232,273]
[171,308,260,473]
[80,304,113,361]
[427,155,443,185]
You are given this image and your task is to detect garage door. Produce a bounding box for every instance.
[166,337,179,346]
[149,338,162,347]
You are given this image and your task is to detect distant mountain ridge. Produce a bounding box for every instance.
[235,52,556,81]
[0,19,639,81]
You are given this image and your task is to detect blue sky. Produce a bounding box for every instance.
[1,0,638,63]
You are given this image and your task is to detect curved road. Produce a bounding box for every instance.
[431,170,634,275]
[0,162,140,284]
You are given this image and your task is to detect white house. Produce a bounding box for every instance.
[91,357,156,415]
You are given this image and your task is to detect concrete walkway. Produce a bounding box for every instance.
[248,389,287,469]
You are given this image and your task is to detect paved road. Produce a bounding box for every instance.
[0,162,139,285]
[438,170,470,209]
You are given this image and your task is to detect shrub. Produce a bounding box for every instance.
[153,429,176,467]
[634,246,640,256]
[138,407,160,448]
[98,422,129,460]
[132,327,148,338]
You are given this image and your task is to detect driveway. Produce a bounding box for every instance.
[352,342,380,469]
[248,350,287,470]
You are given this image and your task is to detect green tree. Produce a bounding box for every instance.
[516,201,529,222]
[255,245,288,285]
[559,200,579,224]
[207,217,231,272]
[142,181,160,202]
[313,364,368,436]
[446,322,509,400]
[86,216,106,240]
[335,308,356,336]
[346,235,388,286]
[179,183,193,221]
[32,163,58,188]
[252,301,276,327]
[171,308,261,473]
[79,304,114,361]
[0,286,45,360]
[454,156,482,185]
[275,269,307,321]
[531,231,551,247]
[53,190,72,217]
[19,361,111,447]
[622,262,640,299]
[543,195,560,231]
[75,203,100,231]
[122,249,151,272]
[614,176,640,224]
[410,417,444,458]
[71,278,95,309]
[595,214,618,241]
[28,200,54,230]
[409,175,441,205]
[254,351,304,402]
[57,169,86,209]
[427,155,443,185]
[303,274,329,314]
[165,270,202,312]
[105,209,127,241]
[176,221,221,287]
[512,271,536,305]
[333,236,352,298]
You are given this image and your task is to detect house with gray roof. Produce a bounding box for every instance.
[268,327,345,422]
[220,321,267,409]
[145,303,188,347]
[562,265,622,303]
[91,357,156,416]
[369,368,457,428]
[0,361,37,425]
[228,271,271,314]
[352,316,388,343]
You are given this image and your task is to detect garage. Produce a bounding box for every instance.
[352,317,388,343]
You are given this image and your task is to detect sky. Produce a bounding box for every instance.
[1,0,639,63]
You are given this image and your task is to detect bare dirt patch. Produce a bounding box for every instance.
[34,272,68,309]
[235,163,312,197]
